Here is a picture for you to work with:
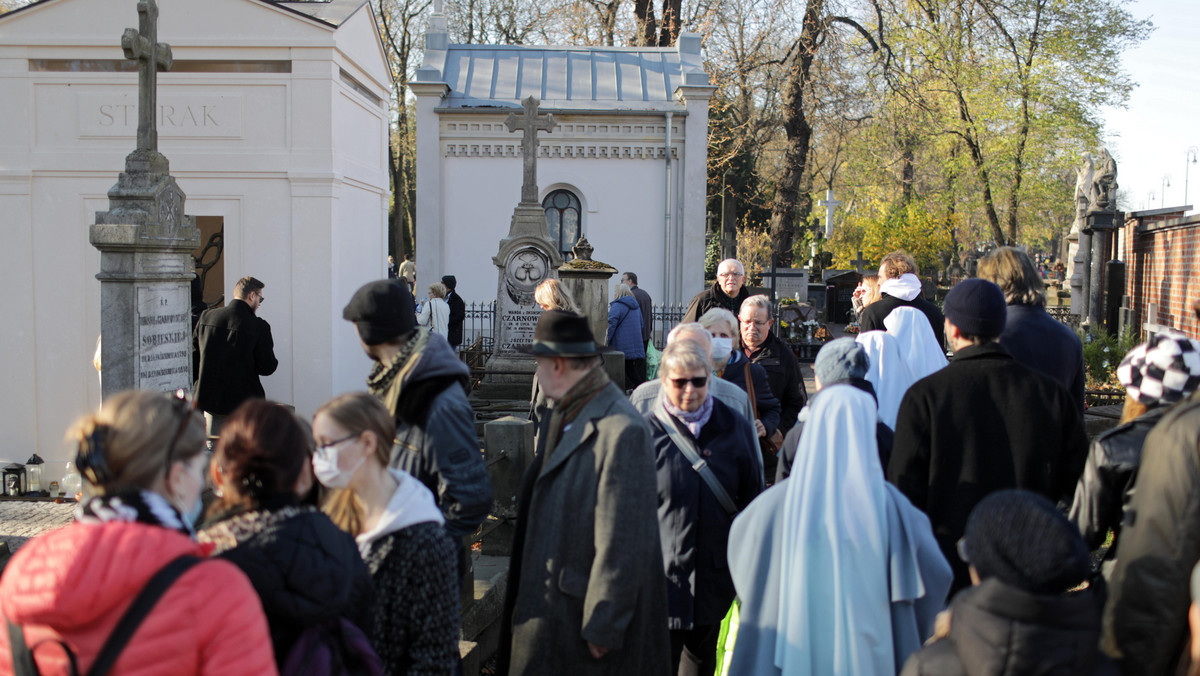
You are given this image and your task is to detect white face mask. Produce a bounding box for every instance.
[312,442,366,489]
[711,336,733,360]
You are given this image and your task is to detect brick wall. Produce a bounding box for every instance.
[1121,211,1200,339]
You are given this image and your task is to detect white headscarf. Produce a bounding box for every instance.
[855,331,914,430]
[773,384,892,675]
[884,306,947,381]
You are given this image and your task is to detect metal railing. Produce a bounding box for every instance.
[1047,306,1081,330]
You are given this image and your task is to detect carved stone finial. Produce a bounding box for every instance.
[571,236,594,261]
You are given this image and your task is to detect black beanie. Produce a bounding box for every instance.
[342,279,415,345]
[943,278,1007,338]
[963,489,1090,595]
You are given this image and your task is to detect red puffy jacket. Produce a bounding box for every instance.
[0,520,278,676]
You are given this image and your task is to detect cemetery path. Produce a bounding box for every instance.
[0,501,75,553]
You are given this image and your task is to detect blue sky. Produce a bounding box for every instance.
[1102,0,1200,212]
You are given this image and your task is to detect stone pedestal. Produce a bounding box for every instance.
[557,237,616,348]
[90,162,198,398]
[486,204,563,381]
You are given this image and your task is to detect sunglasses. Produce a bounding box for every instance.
[668,376,709,389]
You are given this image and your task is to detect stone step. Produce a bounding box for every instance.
[459,554,510,674]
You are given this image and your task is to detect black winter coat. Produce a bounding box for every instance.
[901,579,1118,676]
[999,303,1086,413]
[887,343,1088,591]
[720,350,780,438]
[744,332,807,434]
[1102,393,1200,676]
[446,290,466,347]
[681,282,750,324]
[646,399,764,629]
[192,299,278,415]
[1069,406,1167,552]
[198,504,375,665]
[860,292,946,349]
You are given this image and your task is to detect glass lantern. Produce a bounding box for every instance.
[25,453,44,496]
[3,464,26,497]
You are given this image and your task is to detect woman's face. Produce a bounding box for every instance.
[170,451,209,516]
[312,412,370,476]
[663,364,710,412]
[707,321,739,349]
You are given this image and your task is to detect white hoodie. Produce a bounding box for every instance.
[356,469,445,558]
[878,273,923,302]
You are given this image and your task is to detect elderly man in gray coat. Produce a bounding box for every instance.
[504,310,671,676]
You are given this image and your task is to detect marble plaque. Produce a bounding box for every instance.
[496,246,553,355]
[135,284,192,392]
[767,268,809,301]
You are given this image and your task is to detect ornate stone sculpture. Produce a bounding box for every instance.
[1089,148,1118,214]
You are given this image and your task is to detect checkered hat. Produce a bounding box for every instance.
[1117,331,1200,406]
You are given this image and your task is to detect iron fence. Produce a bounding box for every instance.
[460,301,496,353]
[650,303,688,348]
[1047,306,1081,330]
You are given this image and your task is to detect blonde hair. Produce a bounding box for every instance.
[316,392,395,537]
[880,251,919,279]
[1120,393,1150,424]
[977,246,1046,308]
[428,282,447,299]
[68,390,205,495]
[614,284,633,300]
[698,308,740,349]
[535,278,579,313]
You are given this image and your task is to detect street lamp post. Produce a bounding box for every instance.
[1162,175,1172,208]
[1186,147,1198,207]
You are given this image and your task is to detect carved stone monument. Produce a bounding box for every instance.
[1068,153,1093,317]
[89,0,199,397]
[487,97,562,378]
[557,237,617,349]
[1086,149,1118,328]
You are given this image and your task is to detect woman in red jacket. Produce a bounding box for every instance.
[0,390,277,676]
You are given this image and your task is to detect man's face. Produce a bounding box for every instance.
[739,306,770,350]
[621,274,633,288]
[534,356,567,400]
[717,262,745,297]
[246,289,264,312]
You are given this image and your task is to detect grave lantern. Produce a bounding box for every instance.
[2,464,26,497]
[25,454,44,496]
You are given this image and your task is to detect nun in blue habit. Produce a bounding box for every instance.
[726,384,952,676]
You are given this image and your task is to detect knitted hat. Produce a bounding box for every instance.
[1117,331,1200,407]
[342,279,416,345]
[943,278,1007,338]
[962,489,1090,595]
[815,338,869,385]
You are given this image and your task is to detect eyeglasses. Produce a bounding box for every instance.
[742,319,770,328]
[315,432,361,457]
[164,389,198,473]
[667,376,709,389]
[717,271,745,279]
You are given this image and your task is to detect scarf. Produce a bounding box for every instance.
[76,489,193,537]
[543,364,610,461]
[197,503,314,555]
[879,273,923,302]
[664,393,714,438]
[366,328,426,415]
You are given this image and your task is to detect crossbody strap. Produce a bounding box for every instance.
[653,406,739,517]
[7,620,41,676]
[743,362,759,422]
[86,555,202,676]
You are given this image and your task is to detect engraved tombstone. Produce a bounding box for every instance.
[487,97,563,378]
[89,0,199,397]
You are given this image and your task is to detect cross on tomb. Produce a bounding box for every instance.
[121,0,173,154]
[817,189,842,238]
[851,250,868,273]
[505,96,556,204]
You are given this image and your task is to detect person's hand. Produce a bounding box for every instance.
[587,642,610,660]
[754,419,767,437]
[769,430,784,448]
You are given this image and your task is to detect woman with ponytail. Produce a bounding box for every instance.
[313,392,460,676]
[0,390,277,675]
[197,399,375,668]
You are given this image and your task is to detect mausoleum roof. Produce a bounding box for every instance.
[273,0,367,27]
[415,18,711,111]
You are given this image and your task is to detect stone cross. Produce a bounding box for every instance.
[121,0,173,154]
[851,250,868,273]
[505,96,556,204]
[817,189,842,238]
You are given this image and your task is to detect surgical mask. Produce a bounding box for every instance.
[711,336,733,360]
[312,445,366,489]
[181,496,203,529]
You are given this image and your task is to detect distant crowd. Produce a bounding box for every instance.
[3,246,1200,676]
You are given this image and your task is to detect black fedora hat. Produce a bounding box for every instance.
[519,310,599,357]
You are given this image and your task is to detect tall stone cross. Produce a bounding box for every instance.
[121,0,173,155]
[505,96,556,204]
[851,250,868,273]
[817,189,842,238]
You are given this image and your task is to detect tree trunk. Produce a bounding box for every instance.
[633,0,657,46]
[658,0,681,45]
[955,92,1006,246]
[766,0,823,267]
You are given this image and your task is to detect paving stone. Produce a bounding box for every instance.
[0,501,75,552]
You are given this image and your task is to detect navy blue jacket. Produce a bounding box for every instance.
[998,303,1085,413]
[646,398,764,629]
[607,296,646,359]
[721,350,781,436]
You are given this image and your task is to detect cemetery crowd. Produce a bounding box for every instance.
[6,248,1200,676]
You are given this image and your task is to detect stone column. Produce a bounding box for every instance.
[557,237,616,348]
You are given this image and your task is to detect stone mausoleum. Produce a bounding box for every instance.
[409,14,715,308]
[0,0,391,471]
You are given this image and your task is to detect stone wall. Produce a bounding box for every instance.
[1121,210,1200,339]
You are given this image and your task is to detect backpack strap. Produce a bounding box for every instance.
[8,620,40,676]
[653,405,740,517]
[86,555,202,676]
